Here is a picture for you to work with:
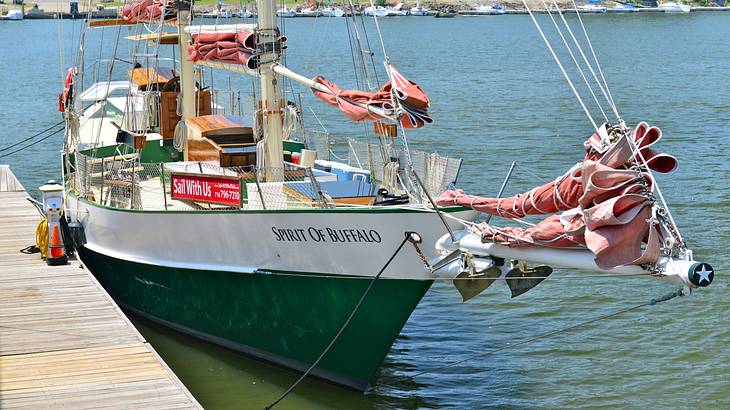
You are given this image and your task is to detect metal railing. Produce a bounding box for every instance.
[70,151,346,211]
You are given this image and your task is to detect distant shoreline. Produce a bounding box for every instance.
[4,1,729,19]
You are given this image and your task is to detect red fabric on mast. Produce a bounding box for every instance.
[187,30,261,70]
[311,65,432,128]
[122,0,172,23]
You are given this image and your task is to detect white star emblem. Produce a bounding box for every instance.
[696,265,713,284]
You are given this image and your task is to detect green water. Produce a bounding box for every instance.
[1,12,728,409]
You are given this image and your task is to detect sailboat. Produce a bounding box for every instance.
[2,9,24,20]
[363,4,388,16]
[467,3,506,15]
[321,0,344,17]
[298,0,321,17]
[385,1,408,16]
[276,6,296,17]
[658,1,691,12]
[57,0,714,394]
[409,1,430,16]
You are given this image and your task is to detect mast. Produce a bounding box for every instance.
[256,0,285,179]
[177,8,196,161]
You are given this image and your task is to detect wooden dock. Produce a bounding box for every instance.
[0,166,201,409]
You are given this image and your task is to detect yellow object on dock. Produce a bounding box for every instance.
[0,167,201,409]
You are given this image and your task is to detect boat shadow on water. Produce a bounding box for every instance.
[128,311,440,409]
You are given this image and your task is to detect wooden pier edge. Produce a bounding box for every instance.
[0,166,202,409]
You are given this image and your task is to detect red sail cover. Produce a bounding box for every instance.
[121,0,174,23]
[186,31,264,70]
[436,122,677,269]
[311,65,432,129]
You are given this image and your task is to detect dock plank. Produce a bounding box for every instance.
[0,176,201,409]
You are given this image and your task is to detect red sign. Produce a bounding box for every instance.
[171,173,241,206]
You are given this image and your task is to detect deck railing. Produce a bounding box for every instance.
[69,151,373,211]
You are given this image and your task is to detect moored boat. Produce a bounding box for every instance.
[658,1,691,12]
[321,6,344,17]
[577,4,608,13]
[434,9,457,17]
[276,7,296,17]
[55,0,716,397]
[363,5,388,16]
[611,3,638,12]
[409,2,430,15]
[2,9,24,20]
[463,3,506,15]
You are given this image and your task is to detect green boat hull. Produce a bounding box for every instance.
[78,246,433,391]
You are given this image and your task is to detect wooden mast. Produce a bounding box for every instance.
[177,8,196,161]
[256,0,285,179]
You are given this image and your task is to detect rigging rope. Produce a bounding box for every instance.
[265,233,416,409]
[522,0,599,132]
[542,0,609,124]
[410,287,685,378]
[0,127,65,159]
[0,121,65,152]
[570,0,620,121]
[551,0,620,123]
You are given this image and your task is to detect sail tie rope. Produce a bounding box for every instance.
[265,232,420,409]
[409,288,685,379]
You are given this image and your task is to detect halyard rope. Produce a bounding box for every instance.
[551,0,621,123]
[542,0,609,123]
[570,0,620,120]
[522,0,599,132]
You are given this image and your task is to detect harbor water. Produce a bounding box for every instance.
[1,13,728,409]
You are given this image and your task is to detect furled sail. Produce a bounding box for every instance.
[311,65,432,129]
[436,122,678,269]
[121,0,175,23]
[186,31,265,70]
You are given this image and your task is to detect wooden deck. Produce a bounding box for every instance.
[0,169,201,409]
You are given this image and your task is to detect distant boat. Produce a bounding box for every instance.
[321,6,344,17]
[199,9,233,18]
[363,5,388,16]
[2,9,24,20]
[297,7,322,17]
[658,1,691,12]
[466,4,506,15]
[434,9,456,17]
[238,9,254,18]
[611,3,637,12]
[577,4,608,13]
[409,2,430,15]
[276,7,296,17]
[385,3,408,16]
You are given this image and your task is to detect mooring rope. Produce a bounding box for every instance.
[0,126,65,159]
[0,120,65,153]
[265,232,417,409]
[409,288,684,378]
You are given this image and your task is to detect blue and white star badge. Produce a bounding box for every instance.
[690,263,714,287]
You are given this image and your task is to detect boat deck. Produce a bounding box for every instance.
[0,167,201,409]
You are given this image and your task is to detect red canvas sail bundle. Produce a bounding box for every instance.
[121,0,174,23]
[436,122,676,269]
[311,65,432,129]
[186,30,264,70]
